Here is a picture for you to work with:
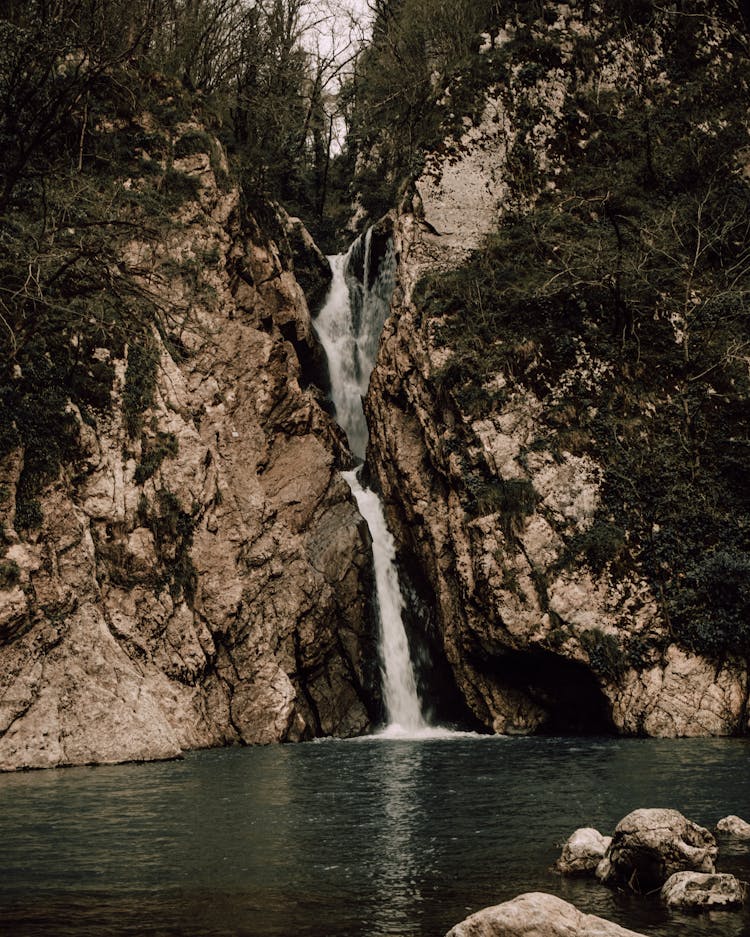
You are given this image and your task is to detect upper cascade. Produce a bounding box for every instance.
[314,228,396,460]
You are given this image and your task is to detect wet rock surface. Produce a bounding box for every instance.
[661,871,746,910]
[445,892,646,937]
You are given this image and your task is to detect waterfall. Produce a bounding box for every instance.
[314,229,395,461]
[344,470,426,733]
[314,232,427,733]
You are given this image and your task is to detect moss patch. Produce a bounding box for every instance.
[123,341,159,439]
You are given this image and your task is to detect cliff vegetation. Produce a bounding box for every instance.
[359,0,750,734]
[414,2,750,663]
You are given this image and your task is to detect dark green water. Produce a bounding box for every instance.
[0,736,748,936]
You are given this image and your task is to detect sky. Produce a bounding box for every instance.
[303,0,372,67]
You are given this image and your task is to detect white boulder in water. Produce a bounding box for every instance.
[661,871,746,909]
[556,827,612,874]
[445,892,646,936]
[717,815,750,839]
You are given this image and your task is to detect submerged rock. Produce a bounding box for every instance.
[445,892,646,937]
[556,827,612,875]
[717,815,750,839]
[596,808,717,891]
[661,871,746,910]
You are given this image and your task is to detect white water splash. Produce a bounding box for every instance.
[315,234,428,733]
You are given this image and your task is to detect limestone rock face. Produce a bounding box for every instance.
[717,815,750,839]
[365,199,748,735]
[661,871,746,910]
[277,205,332,314]
[445,892,646,937]
[556,827,611,875]
[0,123,379,771]
[363,6,749,737]
[596,809,717,891]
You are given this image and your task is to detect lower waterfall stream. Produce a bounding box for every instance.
[314,234,429,734]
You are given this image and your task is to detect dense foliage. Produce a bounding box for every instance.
[337,0,498,219]
[409,2,750,660]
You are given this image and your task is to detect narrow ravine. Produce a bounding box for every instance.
[314,232,428,734]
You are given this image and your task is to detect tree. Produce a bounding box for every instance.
[336,0,506,220]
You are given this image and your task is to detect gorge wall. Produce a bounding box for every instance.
[2,1,749,772]
[0,115,380,770]
[364,3,750,737]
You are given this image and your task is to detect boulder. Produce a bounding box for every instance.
[717,815,750,839]
[661,871,746,910]
[596,808,717,891]
[556,827,612,875]
[445,892,646,937]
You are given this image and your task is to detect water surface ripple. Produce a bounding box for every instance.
[1,737,748,936]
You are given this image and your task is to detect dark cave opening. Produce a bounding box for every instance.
[487,647,617,734]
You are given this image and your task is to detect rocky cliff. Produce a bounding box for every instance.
[364,4,750,736]
[0,116,380,770]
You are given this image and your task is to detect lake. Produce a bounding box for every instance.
[0,736,748,936]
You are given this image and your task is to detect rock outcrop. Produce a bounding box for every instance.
[661,871,746,910]
[364,4,750,737]
[366,201,748,735]
[445,893,646,937]
[596,809,717,891]
[556,827,611,875]
[717,816,750,840]
[0,120,380,770]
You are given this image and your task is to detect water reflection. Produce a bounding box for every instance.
[369,742,426,936]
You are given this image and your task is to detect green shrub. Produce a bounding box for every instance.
[468,476,538,538]
[14,496,43,531]
[170,549,197,604]
[173,130,212,159]
[134,431,179,484]
[162,168,202,205]
[626,633,656,670]
[580,628,627,682]
[0,559,20,589]
[138,488,200,605]
[669,548,750,658]
[566,522,627,575]
[123,341,159,438]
